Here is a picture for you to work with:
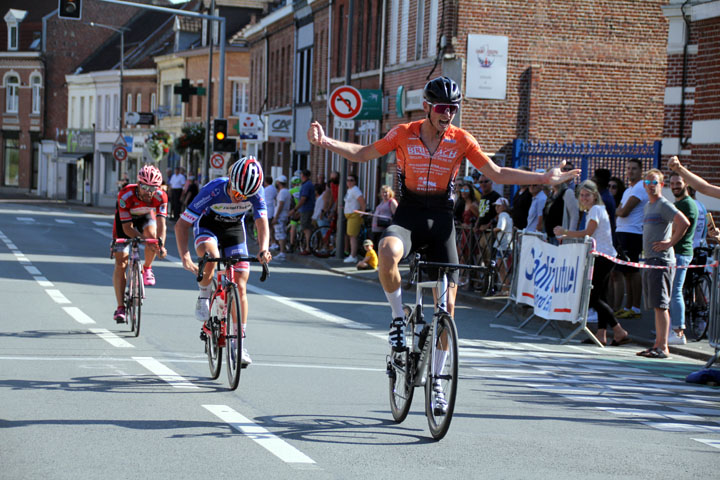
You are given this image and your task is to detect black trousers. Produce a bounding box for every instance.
[590,256,618,330]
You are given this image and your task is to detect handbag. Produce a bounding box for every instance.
[377,216,392,228]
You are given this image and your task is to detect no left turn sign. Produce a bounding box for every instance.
[113,145,127,162]
[210,153,225,170]
[328,86,363,119]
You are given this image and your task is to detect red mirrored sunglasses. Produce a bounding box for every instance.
[429,103,459,115]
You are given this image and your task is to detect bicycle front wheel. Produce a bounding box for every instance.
[425,314,459,440]
[125,264,136,331]
[310,226,335,258]
[225,284,244,390]
[389,306,414,422]
[132,262,143,337]
[205,291,222,379]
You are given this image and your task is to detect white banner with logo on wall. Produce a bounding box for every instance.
[465,34,508,100]
[515,235,590,323]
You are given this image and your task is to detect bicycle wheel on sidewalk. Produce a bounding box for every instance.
[310,226,335,258]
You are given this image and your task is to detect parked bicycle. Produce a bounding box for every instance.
[683,246,713,341]
[387,251,485,440]
[309,214,369,258]
[197,253,269,390]
[113,237,158,337]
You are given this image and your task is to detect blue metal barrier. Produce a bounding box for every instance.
[510,139,661,200]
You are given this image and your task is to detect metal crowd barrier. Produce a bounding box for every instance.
[706,246,720,368]
[496,230,598,345]
[454,223,515,296]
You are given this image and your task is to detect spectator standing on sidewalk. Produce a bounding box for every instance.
[668,156,719,240]
[271,175,291,260]
[637,169,690,359]
[289,169,315,255]
[263,175,278,250]
[343,173,366,263]
[371,185,398,246]
[668,172,698,345]
[688,186,708,249]
[614,159,648,319]
[554,180,630,346]
[168,167,186,220]
[526,179,547,233]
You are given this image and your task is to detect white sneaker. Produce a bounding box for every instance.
[241,348,252,367]
[195,297,210,322]
[270,243,279,251]
[668,329,687,345]
[275,252,286,260]
[343,255,357,263]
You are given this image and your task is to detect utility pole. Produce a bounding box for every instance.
[336,0,354,259]
[203,0,216,183]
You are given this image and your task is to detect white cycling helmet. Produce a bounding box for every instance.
[229,155,263,197]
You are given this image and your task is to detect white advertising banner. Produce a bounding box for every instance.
[515,235,589,322]
[465,34,508,100]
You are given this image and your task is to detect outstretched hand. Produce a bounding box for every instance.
[544,161,581,186]
[307,121,325,147]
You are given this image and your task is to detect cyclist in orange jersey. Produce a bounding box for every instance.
[308,76,579,352]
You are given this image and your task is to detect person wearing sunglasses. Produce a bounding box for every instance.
[637,169,690,359]
[307,76,580,357]
[111,164,168,323]
[175,156,271,367]
[669,155,720,243]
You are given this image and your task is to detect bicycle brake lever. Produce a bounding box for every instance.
[260,262,269,282]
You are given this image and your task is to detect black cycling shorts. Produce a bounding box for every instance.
[381,202,459,283]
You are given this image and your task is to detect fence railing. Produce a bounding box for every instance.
[454,223,515,296]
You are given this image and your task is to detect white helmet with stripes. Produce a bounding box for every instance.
[229,156,263,198]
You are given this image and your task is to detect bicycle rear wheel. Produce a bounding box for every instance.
[310,226,335,258]
[425,313,459,440]
[206,293,222,380]
[389,306,414,422]
[225,284,243,390]
[132,262,143,337]
[687,274,711,341]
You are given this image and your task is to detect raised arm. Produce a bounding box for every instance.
[668,155,720,199]
[479,159,580,187]
[307,121,382,164]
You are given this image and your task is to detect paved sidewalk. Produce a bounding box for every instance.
[1,191,716,364]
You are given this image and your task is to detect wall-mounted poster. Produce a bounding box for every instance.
[465,34,509,100]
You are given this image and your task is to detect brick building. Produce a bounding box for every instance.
[246,0,670,207]
[662,0,720,212]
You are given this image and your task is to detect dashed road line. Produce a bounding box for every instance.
[88,328,134,348]
[133,357,199,389]
[203,404,317,465]
[62,306,97,324]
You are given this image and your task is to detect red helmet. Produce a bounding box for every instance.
[137,165,162,186]
[229,156,263,197]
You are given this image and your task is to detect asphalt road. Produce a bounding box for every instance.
[0,201,718,479]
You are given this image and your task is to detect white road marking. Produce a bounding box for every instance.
[45,289,71,304]
[133,357,199,389]
[34,277,53,287]
[93,221,112,226]
[692,438,720,450]
[17,217,35,222]
[55,219,74,224]
[88,328,134,348]
[248,283,370,329]
[62,306,96,324]
[23,265,41,275]
[203,405,316,465]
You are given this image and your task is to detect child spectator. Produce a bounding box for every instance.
[356,239,378,270]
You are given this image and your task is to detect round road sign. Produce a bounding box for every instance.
[113,145,128,162]
[328,86,363,119]
[210,153,225,170]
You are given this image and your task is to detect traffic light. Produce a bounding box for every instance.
[213,118,237,153]
[58,0,82,20]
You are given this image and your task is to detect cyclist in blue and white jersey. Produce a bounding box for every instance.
[175,156,271,366]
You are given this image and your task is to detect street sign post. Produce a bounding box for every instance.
[113,145,128,162]
[328,86,363,119]
[209,153,225,170]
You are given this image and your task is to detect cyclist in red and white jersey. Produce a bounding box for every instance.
[111,165,168,322]
[308,76,579,349]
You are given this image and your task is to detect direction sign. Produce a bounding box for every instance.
[113,145,128,162]
[328,86,363,119]
[209,153,225,170]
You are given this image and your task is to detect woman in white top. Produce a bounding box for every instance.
[554,180,630,346]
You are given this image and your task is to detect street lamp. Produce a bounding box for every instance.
[87,22,129,140]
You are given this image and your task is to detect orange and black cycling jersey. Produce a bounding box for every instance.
[373,120,490,210]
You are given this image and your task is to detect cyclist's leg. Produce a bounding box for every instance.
[194,227,220,321]
[428,213,459,317]
[141,217,158,270]
[112,244,130,308]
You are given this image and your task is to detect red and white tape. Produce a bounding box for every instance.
[592,250,718,270]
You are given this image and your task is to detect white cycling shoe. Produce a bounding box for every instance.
[195,297,210,322]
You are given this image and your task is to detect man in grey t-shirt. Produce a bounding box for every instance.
[638,169,689,359]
